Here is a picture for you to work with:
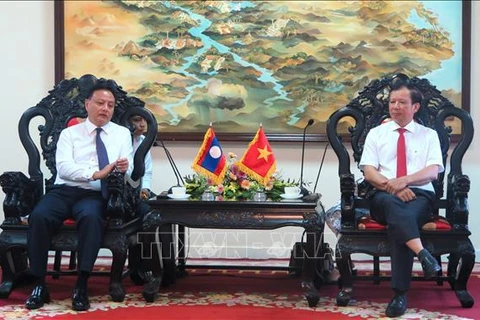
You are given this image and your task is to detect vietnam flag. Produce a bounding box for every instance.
[192,127,227,185]
[237,126,277,186]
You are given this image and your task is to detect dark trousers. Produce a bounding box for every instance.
[370,188,435,291]
[27,185,106,278]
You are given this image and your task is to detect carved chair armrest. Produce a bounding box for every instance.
[0,171,42,225]
[105,171,140,227]
[339,173,356,229]
[446,173,470,230]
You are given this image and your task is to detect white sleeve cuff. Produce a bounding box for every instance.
[83,168,96,181]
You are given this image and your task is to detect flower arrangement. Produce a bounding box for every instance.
[185,152,297,201]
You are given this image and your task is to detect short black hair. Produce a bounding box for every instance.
[86,81,117,102]
[129,114,144,122]
[389,77,423,105]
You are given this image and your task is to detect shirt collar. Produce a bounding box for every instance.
[390,119,416,133]
[85,118,112,135]
[134,134,145,142]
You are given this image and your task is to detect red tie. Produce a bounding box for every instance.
[396,128,407,178]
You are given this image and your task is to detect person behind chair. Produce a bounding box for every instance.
[130,115,154,200]
[358,79,443,317]
[128,115,158,284]
[25,82,133,311]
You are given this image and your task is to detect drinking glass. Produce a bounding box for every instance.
[253,190,267,201]
[201,190,215,201]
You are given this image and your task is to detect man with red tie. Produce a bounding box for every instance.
[359,80,444,317]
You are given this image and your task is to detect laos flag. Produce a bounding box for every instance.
[192,127,227,185]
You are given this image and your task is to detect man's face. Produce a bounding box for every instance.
[130,115,147,136]
[388,87,419,127]
[85,89,115,127]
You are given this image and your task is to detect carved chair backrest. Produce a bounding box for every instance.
[327,73,474,229]
[18,74,156,200]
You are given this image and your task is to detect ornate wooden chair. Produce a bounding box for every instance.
[326,73,475,308]
[0,74,158,302]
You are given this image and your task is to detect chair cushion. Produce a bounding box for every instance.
[357,215,452,231]
[63,218,77,226]
[421,216,452,231]
[67,118,80,127]
[63,218,110,227]
[67,117,85,127]
[20,217,77,226]
[357,216,387,230]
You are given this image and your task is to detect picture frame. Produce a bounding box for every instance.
[55,1,471,142]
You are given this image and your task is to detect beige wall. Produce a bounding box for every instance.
[0,1,479,261]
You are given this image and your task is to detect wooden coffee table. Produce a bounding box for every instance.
[142,193,325,307]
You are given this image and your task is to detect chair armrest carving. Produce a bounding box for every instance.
[0,171,41,225]
[447,173,470,230]
[105,172,139,226]
[104,106,157,227]
[340,173,356,229]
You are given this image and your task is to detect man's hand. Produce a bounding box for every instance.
[92,157,129,181]
[395,187,416,202]
[385,177,409,194]
[92,163,115,181]
[115,157,129,173]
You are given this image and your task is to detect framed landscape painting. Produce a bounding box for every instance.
[55,1,471,142]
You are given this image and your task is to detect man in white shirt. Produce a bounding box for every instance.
[358,80,444,317]
[25,83,133,311]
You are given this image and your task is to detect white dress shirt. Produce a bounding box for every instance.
[133,134,153,190]
[359,120,444,192]
[55,118,133,191]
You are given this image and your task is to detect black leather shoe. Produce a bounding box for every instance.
[385,293,407,317]
[25,284,50,309]
[72,287,90,311]
[418,249,441,279]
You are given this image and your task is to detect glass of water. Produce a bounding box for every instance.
[201,190,215,201]
[253,190,267,201]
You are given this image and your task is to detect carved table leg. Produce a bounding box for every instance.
[454,247,475,308]
[140,212,165,302]
[335,240,354,306]
[176,225,189,278]
[142,223,175,302]
[128,244,147,285]
[129,230,156,286]
[142,223,176,302]
[160,224,176,286]
[302,280,319,308]
[447,253,460,290]
[301,231,322,307]
[109,236,128,302]
[0,246,28,298]
[142,275,162,303]
[0,252,15,298]
[142,229,163,303]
